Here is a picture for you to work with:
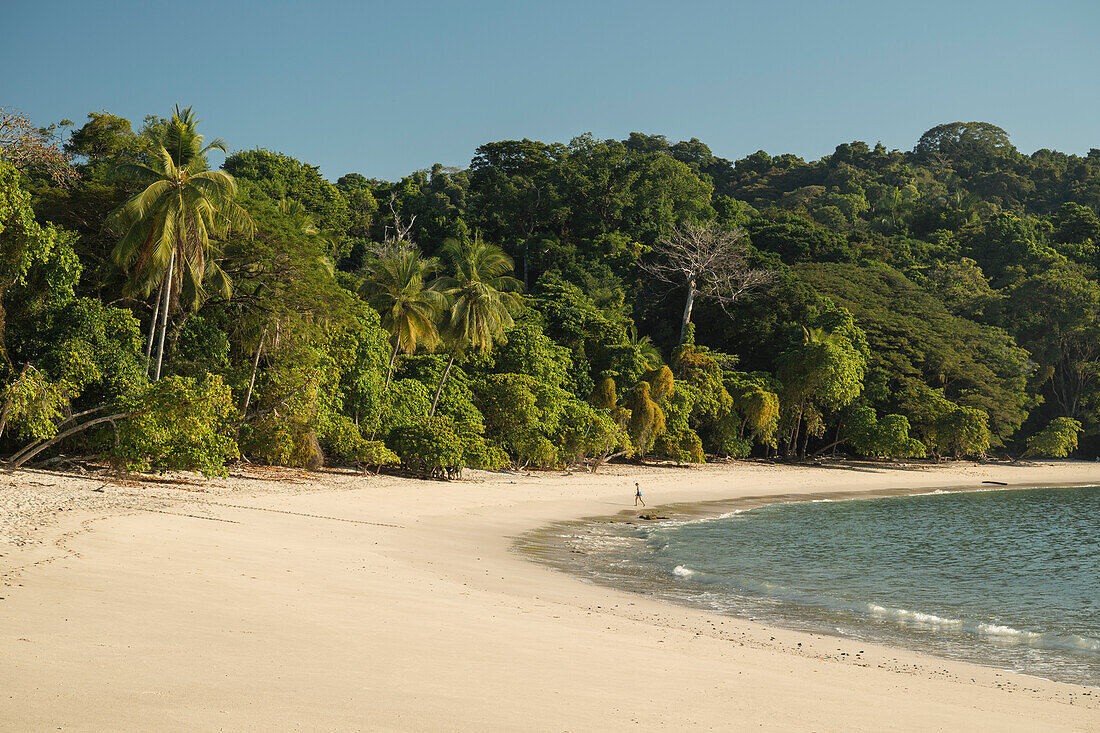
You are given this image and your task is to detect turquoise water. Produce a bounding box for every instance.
[573,486,1100,686]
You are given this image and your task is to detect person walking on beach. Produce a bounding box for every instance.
[634,482,645,507]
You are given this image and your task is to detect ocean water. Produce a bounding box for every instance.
[539,485,1100,686]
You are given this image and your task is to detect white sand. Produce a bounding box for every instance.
[1,460,1098,731]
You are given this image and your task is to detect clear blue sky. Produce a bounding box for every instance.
[3,0,1098,181]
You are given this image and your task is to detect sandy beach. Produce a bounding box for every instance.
[1,460,1099,731]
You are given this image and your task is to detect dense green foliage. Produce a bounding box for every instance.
[4,108,1100,476]
[111,374,239,476]
[1023,417,1083,458]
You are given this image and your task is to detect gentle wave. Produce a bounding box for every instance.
[663,509,747,528]
[976,622,1043,640]
[664,574,1100,659]
[867,603,962,627]
[864,602,1100,653]
[537,485,1100,686]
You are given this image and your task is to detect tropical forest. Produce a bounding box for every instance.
[2,109,1098,476]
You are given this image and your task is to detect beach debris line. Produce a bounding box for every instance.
[199,500,405,528]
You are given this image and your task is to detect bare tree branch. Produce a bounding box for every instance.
[0,108,77,186]
[373,194,417,259]
[640,221,775,342]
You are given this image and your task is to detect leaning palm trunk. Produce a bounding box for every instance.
[370,338,404,441]
[153,250,175,381]
[240,326,266,417]
[383,336,401,391]
[428,237,523,419]
[143,277,164,376]
[428,353,456,418]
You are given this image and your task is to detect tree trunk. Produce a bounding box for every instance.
[236,383,310,427]
[144,277,165,376]
[384,336,400,391]
[10,411,141,468]
[54,405,106,430]
[370,338,403,441]
[523,240,530,290]
[787,399,805,457]
[678,280,696,344]
[428,353,456,418]
[153,251,175,382]
[240,327,266,417]
[0,395,12,443]
[813,438,847,457]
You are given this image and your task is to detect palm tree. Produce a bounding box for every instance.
[107,107,253,380]
[626,324,662,369]
[360,247,446,392]
[277,197,319,235]
[429,236,523,417]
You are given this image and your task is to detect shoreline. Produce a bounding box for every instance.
[517,480,1100,690]
[2,460,1100,730]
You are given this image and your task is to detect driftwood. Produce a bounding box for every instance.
[32,454,96,468]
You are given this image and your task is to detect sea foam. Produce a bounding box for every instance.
[864,605,1100,652]
[867,603,962,627]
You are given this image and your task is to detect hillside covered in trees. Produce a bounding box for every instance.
[2,109,1098,475]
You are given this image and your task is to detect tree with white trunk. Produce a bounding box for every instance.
[641,221,773,343]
